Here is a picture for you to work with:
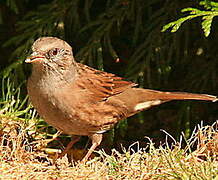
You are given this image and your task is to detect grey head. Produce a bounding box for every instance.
[26,37,75,73]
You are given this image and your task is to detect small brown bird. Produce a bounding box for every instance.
[26,37,217,161]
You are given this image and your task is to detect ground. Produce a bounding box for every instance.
[0,115,218,180]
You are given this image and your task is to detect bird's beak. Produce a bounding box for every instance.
[25,52,45,63]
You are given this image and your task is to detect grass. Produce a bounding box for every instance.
[0,78,218,179]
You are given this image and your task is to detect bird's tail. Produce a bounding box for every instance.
[143,90,218,102]
[117,88,217,112]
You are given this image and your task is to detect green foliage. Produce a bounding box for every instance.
[6,0,19,14]
[0,76,36,120]
[162,1,218,37]
[3,1,66,60]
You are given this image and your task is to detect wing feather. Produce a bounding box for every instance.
[75,63,136,100]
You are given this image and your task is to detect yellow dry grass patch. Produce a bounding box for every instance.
[0,115,218,180]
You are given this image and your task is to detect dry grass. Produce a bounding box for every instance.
[0,113,218,180]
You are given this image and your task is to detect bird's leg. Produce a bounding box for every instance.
[58,135,80,158]
[82,133,103,162]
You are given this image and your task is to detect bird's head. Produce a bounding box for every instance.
[26,37,75,71]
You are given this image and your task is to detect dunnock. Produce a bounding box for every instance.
[26,37,217,161]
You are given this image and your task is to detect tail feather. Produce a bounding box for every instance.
[143,89,218,102]
[116,88,217,113]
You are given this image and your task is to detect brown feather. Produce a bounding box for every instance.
[76,63,136,100]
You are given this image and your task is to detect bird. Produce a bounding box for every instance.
[25,37,217,162]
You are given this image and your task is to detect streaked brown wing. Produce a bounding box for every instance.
[75,63,137,101]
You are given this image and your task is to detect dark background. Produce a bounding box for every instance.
[0,0,217,150]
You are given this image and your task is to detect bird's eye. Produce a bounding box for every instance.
[46,48,66,60]
[48,48,59,58]
[51,48,59,56]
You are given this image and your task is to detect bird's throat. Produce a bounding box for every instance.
[31,63,77,87]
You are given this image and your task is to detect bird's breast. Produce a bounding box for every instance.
[27,75,105,135]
